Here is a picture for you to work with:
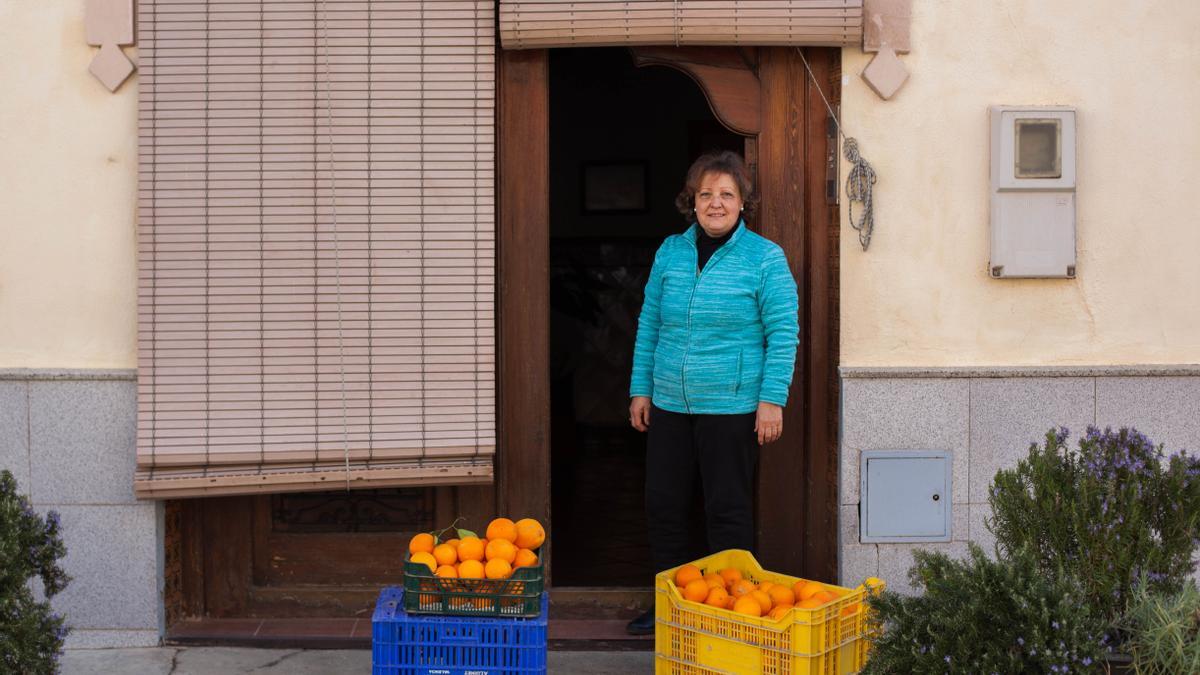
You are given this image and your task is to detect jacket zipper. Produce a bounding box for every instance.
[682,232,736,413]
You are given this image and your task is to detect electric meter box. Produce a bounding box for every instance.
[989,106,1077,278]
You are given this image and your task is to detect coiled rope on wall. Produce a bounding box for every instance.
[796,48,878,251]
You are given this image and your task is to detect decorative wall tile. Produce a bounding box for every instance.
[863,0,911,53]
[85,0,135,91]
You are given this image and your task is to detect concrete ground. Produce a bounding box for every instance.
[60,647,653,674]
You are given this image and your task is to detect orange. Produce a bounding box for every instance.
[733,596,762,617]
[719,568,743,587]
[445,538,461,549]
[795,581,823,601]
[457,536,485,562]
[683,579,710,602]
[485,538,517,563]
[725,595,737,610]
[757,581,775,593]
[730,579,756,598]
[433,543,458,567]
[750,590,773,614]
[675,564,703,589]
[768,586,796,607]
[436,564,458,578]
[703,573,725,589]
[410,551,437,573]
[514,548,539,569]
[813,590,836,605]
[796,597,823,609]
[409,532,436,556]
[768,605,790,620]
[485,558,513,580]
[704,587,729,608]
[458,559,485,579]
[486,518,518,544]
[514,518,546,550]
[840,603,860,617]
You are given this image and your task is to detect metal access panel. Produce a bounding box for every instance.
[989,106,1077,278]
[859,450,952,543]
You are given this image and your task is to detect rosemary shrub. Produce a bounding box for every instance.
[1,469,71,674]
[862,543,1106,674]
[987,427,1200,628]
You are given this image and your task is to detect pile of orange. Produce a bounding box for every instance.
[672,564,867,620]
[408,517,544,581]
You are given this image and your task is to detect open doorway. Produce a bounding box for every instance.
[548,48,745,587]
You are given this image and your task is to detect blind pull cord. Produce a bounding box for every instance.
[796,47,877,251]
[319,0,352,490]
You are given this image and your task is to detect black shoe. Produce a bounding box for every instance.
[625,608,655,636]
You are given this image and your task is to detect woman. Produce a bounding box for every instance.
[625,151,799,635]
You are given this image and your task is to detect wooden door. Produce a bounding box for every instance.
[166,46,837,623]
[538,46,840,580]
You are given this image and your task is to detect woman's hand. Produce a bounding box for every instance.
[630,396,652,432]
[755,402,783,445]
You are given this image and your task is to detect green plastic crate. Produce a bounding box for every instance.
[402,551,544,618]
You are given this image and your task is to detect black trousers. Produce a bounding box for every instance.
[645,404,759,573]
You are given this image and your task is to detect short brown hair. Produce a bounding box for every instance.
[675,150,758,223]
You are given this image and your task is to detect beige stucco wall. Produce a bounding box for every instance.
[0,1,138,368]
[840,1,1200,366]
[4,2,1199,369]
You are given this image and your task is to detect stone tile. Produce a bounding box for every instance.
[63,630,161,651]
[50,504,161,632]
[967,502,997,556]
[876,542,969,596]
[951,503,968,542]
[0,382,30,489]
[841,378,969,504]
[30,380,137,505]
[968,377,1094,502]
[839,446,859,505]
[1096,376,1200,452]
[839,504,878,585]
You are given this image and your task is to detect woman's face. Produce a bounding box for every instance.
[694,171,743,237]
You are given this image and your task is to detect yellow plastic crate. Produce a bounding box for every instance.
[654,550,882,675]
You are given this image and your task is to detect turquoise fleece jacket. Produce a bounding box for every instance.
[630,221,800,414]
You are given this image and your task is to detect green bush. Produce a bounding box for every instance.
[862,543,1106,674]
[1,469,70,674]
[988,427,1200,627]
[1121,578,1200,675]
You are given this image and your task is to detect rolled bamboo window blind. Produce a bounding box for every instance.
[136,0,496,498]
[500,0,863,49]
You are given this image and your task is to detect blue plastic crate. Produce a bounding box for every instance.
[372,587,548,675]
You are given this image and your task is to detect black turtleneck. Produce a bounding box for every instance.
[697,224,736,271]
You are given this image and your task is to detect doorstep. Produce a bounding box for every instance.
[166,617,653,651]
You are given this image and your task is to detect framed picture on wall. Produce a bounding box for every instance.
[581,161,648,213]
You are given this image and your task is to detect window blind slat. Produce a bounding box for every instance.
[500,0,862,48]
[137,0,496,499]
